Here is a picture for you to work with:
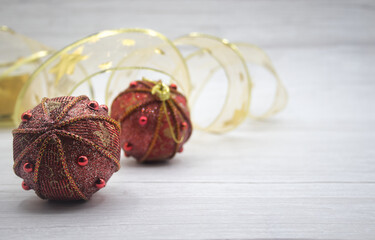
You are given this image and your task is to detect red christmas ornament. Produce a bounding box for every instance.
[13,96,121,201]
[111,80,193,163]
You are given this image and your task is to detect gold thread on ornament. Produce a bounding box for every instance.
[149,80,185,144]
[140,102,164,162]
[162,101,185,144]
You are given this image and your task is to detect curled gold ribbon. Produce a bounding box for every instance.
[2,28,287,132]
[0,26,53,126]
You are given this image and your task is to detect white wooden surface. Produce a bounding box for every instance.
[1,0,375,239]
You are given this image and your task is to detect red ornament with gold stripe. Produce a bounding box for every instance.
[111,79,193,163]
[13,96,121,200]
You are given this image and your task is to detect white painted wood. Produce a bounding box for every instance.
[0,0,374,239]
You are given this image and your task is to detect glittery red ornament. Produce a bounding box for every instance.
[13,96,121,201]
[111,80,193,163]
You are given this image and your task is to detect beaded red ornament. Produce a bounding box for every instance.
[111,80,193,163]
[13,96,121,201]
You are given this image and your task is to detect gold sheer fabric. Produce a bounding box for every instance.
[1,27,287,132]
[0,26,53,126]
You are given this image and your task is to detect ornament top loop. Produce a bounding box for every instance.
[151,81,170,101]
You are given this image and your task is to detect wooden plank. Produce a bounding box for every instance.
[0,182,375,239]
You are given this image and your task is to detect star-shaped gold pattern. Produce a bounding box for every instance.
[49,47,88,85]
[223,103,248,127]
[93,122,111,147]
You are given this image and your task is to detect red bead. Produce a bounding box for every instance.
[139,116,147,126]
[123,142,133,151]
[129,81,137,88]
[23,162,33,173]
[170,83,177,90]
[22,181,30,190]
[181,122,188,129]
[95,178,106,189]
[21,111,32,122]
[100,104,109,112]
[77,156,88,166]
[88,101,99,110]
[178,146,183,153]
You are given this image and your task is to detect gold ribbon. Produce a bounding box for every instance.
[0,26,53,126]
[1,27,287,132]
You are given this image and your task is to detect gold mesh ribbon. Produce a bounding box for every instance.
[2,28,287,133]
[0,26,54,126]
